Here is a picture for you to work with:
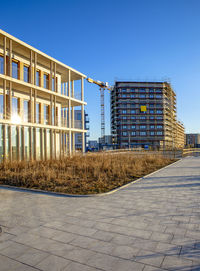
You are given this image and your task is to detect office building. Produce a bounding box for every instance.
[0,29,87,161]
[186,133,200,148]
[111,81,185,149]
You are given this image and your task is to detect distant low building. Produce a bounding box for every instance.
[186,134,200,148]
[88,140,99,151]
[98,135,113,150]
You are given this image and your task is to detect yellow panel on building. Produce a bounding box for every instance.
[140,105,147,112]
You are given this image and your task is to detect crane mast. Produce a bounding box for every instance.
[87,78,112,144]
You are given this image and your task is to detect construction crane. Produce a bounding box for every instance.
[87,78,112,144]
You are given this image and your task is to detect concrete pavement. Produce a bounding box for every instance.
[0,156,200,270]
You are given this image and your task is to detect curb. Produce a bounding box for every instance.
[0,159,182,198]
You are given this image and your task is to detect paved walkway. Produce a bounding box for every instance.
[0,157,200,271]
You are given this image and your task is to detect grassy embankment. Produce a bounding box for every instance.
[0,153,175,194]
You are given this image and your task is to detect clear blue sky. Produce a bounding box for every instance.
[1,0,200,140]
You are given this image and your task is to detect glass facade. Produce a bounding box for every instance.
[0,125,3,161]
[52,78,55,91]
[43,74,48,89]
[44,105,49,125]
[11,126,17,160]
[24,127,30,160]
[0,95,3,119]
[36,71,40,86]
[12,61,18,79]
[0,56,4,74]
[24,100,29,122]
[23,66,29,82]
[36,103,40,124]
[46,129,50,159]
[36,128,41,160]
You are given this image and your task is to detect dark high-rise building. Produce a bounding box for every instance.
[111,81,184,149]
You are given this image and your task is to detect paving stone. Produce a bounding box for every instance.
[110,244,139,259]
[154,242,181,256]
[0,242,30,259]
[135,249,165,267]
[35,254,71,271]
[16,247,50,266]
[143,265,165,271]
[161,255,193,270]
[87,252,144,271]
[63,262,99,271]
[0,254,38,271]
[62,247,96,264]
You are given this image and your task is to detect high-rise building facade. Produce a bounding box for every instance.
[0,30,87,161]
[111,81,184,149]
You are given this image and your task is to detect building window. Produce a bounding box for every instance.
[122,131,127,136]
[0,125,3,161]
[140,131,146,136]
[12,98,19,122]
[52,107,55,125]
[36,71,40,86]
[150,125,155,129]
[36,103,40,124]
[150,110,154,114]
[150,131,155,136]
[131,131,136,136]
[0,95,3,119]
[43,74,49,89]
[156,95,162,98]
[156,110,163,114]
[150,116,155,120]
[122,88,126,92]
[122,94,126,98]
[122,110,127,114]
[139,94,146,98]
[52,78,55,91]
[157,131,163,135]
[0,56,4,74]
[23,65,29,83]
[44,105,49,125]
[122,125,127,129]
[24,127,30,160]
[157,125,163,129]
[11,126,17,160]
[131,116,136,120]
[122,116,127,120]
[36,128,41,160]
[156,89,162,93]
[157,116,163,120]
[130,94,135,98]
[149,94,154,98]
[140,125,146,129]
[149,88,154,93]
[149,104,154,108]
[131,125,136,129]
[24,100,29,122]
[140,116,146,120]
[131,110,136,114]
[12,61,19,79]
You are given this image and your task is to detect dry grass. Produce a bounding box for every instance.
[0,153,175,195]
